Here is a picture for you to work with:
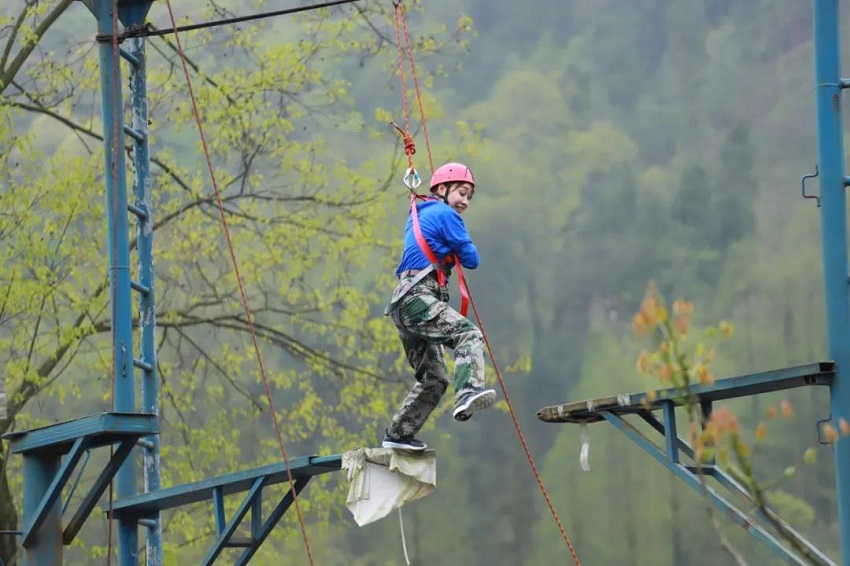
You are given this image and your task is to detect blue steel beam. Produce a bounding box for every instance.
[600,411,818,566]
[63,438,138,545]
[5,414,157,562]
[108,455,341,517]
[537,362,834,424]
[639,409,835,564]
[126,18,161,563]
[4,413,158,455]
[661,401,679,464]
[117,1,155,30]
[21,437,90,548]
[709,466,834,564]
[234,478,310,566]
[91,0,140,562]
[251,490,262,540]
[22,451,62,566]
[638,410,693,459]
[212,487,226,535]
[650,362,835,403]
[202,477,269,565]
[812,1,850,563]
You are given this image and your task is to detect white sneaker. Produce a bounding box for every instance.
[453,388,497,421]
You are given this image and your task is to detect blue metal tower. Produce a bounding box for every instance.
[3,1,342,564]
[538,1,850,564]
[813,2,850,561]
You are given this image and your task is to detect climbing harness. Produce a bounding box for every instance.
[389,3,582,564]
[388,133,471,316]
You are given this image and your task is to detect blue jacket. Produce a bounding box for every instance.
[395,198,479,276]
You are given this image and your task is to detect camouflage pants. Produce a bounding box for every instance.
[387,274,485,439]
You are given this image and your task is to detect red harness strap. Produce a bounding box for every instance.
[409,193,471,317]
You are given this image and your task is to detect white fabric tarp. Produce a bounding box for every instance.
[341,447,437,527]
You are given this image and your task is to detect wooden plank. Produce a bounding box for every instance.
[538,362,835,424]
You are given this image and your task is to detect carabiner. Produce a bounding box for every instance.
[403,167,421,190]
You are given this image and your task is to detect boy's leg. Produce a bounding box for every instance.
[450,315,485,391]
[447,315,496,421]
[393,292,495,421]
[387,332,449,442]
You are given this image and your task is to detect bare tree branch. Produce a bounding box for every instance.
[170,326,265,411]
[0,0,74,93]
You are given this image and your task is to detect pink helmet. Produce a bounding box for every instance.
[429,162,475,193]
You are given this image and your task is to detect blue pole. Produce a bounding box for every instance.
[21,455,62,566]
[813,1,850,563]
[127,33,162,565]
[95,1,138,564]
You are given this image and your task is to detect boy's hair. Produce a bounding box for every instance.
[440,181,474,197]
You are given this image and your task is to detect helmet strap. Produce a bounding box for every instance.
[439,183,455,204]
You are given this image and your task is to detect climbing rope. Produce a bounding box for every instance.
[162,1,316,564]
[391,3,413,169]
[391,4,581,564]
[468,291,582,565]
[392,1,434,174]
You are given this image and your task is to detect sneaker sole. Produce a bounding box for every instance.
[453,390,497,422]
[381,439,428,451]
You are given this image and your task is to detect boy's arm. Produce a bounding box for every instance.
[442,213,479,269]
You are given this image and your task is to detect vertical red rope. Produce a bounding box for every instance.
[396,3,434,175]
[391,4,580,563]
[467,290,582,565]
[162,2,315,563]
[392,4,415,171]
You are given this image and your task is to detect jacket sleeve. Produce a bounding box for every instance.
[441,212,480,269]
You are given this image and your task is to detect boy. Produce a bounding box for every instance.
[382,162,497,451]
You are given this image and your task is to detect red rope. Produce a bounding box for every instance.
[391,4,580,563]
[468,290,582,565]
[162,2,315,564]
[392,4,415,171]
[390,121,416,158]
[396,3,434,175]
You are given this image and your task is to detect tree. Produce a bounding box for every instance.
[711,120,758,251]
[0,1,474,563]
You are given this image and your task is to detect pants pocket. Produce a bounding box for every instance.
[396,294,442,327]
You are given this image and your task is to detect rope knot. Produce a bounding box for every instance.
[402,133,416,156]
[390,122,416,156]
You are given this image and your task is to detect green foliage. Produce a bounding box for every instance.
[1,0,846,564]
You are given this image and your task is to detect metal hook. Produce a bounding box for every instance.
[403,167,421,190]
[802,166,820,207]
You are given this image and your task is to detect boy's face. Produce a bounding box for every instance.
[437,182,474,214]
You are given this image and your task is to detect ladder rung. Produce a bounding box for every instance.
[130,280,151,295]
[136,439,155,450]
[123,124,145,142]
[119,48,140,67]
[138,518,158,529]
[133,358,153,372]
[127,203,148,220]
[224,537,254,548]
